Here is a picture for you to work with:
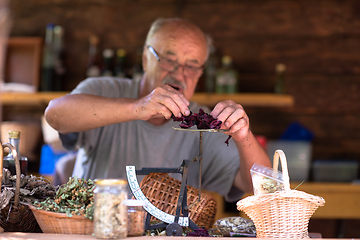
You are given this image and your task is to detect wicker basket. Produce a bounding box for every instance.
[139,172,217,230]
[0,143,42,232]
[237,150,325,239]
[29,205,93,235]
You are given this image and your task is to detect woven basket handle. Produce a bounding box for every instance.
[0,146,3,191]
[1,143,21,207]
[272,149,291,191]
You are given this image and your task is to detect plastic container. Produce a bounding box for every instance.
[250,163,284,195]
[312,160,359,182]
[267,140,312,182]
[125,199,146,236]
[93,179,128,239]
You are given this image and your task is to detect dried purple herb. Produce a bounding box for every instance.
[172,109,232,145]
[225,136,232,146]
[172,109,222,130]
[186,228,210,237]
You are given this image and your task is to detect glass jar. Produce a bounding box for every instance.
[93,179,128,239]
[125,199,146,236]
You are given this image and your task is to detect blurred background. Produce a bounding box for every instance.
[0,0,359,238]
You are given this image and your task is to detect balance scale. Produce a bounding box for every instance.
[126,127,228,236]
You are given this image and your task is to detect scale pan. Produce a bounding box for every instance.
[172,127,229,133]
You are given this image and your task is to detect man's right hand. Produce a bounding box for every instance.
[134,85,190,121]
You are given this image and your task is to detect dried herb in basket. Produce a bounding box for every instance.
[0,169,56,209]
[34,177,95,220]
[0,168,57,233]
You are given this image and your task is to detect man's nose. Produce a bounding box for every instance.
[171,64,186,81]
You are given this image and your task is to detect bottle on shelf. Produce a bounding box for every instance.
[132,47,143,81]
[3,131,28,176]
[274,63,286,94]
[114,48,127,78]
[40,23,55,91]
[215,55,239,94]
[53,25,65,91]
[205,45,217,93]
[101,48,114,76]
[86,35,101,78]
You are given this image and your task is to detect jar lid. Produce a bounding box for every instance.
[94,179,127,185]
[124,199,146,207]
[8,131,20,138]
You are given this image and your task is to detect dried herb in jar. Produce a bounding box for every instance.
[93,179,128,239]
[126,199,146,236]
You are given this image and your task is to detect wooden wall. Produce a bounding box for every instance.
[8,0,360,170]
[6,0,360,237]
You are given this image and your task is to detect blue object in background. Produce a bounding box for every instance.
[39,144,68,175]
[280,122,314,141]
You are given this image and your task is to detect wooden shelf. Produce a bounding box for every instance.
[1,92,68,107]
[1,92,294,108]
[191,93,294,107]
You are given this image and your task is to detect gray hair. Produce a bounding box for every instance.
[144,18,213,61]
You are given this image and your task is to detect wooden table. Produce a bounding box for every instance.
[292,182,360,219]
[0,233,331,239]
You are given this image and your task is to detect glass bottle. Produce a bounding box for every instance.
[274,63,286,94]
[132,48,143,81]
[94,179,128,239]
[40,23,55,91]
[3,131,28,175]
[114,48,127,78]
[205,45,217,93]
[215,55,239,94]
[53,25,65,91]
[86,35,101,78]
[101,48,114,76]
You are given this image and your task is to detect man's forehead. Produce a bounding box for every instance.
[150,29,207,62]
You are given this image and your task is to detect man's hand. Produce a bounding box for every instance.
[134,85,190,121]
[211,100,250,142]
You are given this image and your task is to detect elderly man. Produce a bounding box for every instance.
[45,18,270,201]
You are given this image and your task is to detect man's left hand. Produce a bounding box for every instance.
[211,100,250,142]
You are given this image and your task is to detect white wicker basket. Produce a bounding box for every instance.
[237,150,325,238]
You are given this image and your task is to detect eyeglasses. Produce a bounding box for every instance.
[147,45,203,79]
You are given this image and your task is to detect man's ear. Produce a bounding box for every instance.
[142,49,147,72]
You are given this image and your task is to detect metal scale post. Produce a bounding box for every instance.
[126,128,227,236]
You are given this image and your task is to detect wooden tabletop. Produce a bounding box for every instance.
[0,233,331,239]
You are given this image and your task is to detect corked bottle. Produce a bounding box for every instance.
[3,131,28,175]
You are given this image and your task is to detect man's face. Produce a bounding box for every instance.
[142,25,208,100]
